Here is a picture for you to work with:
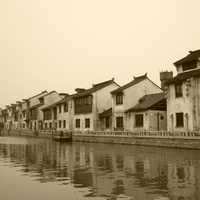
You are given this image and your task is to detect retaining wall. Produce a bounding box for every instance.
[73,135,200,149]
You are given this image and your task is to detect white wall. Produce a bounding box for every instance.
[167,81,193,131]
[112,78,162,130]
[73,113,94,131]
[57,103,70,131]
[126,110,167,131]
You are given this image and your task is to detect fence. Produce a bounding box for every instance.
[73,130,200,140]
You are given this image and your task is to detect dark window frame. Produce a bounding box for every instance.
[116,93,123,105]
[64,103,68,112]
[59,120,62,128]
[135,114,144,127]
[63,120,66,128]
[76,119,80,128]
[116,117,124,129]
[176,112,184,127]
[105,117,110,129]
[85,118,90,128]
[175,83,183,98]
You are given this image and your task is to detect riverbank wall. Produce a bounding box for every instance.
[73,131,200,150]
[0,129,53,139]
[2,129,200,149]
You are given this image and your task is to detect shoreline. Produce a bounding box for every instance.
[2,129,200,149]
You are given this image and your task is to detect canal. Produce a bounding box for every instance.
[0,137,200,200]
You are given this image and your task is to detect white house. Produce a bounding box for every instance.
[71,79,119,132]
[37,91,66,131]
[27,90,48,131]
[110,74,163,131]
[41,94,71,132]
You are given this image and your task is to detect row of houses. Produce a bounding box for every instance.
[1,50,200,133]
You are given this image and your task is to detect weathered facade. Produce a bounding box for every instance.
[125,93,167,131]
[41,94,71,131]
[71,79,119,131]
[37,91,66,131]
[167,50,200,131]
[111,74,163,131]
[27,91,48,131]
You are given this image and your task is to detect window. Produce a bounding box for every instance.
[116,117,123,129]
[45,123,47,129]
[135,114,144,127]
[49,122,52,129]
[175,83,183,98]
[64,103,68,112]
[22,111,26,118]
[76,119,80,128]
[59,120,62,128]
[116,94,123,105]
[63,120,66,128]
[182,61,197,71]
[105,117,110,129]
[176,113,184,127]
[44,109,52,120]
[59,105,62,113]
[85,118,90,128]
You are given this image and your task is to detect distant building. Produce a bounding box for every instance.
[71,79,119,131]
[26,90,48,131]
[37,91,66,131]
[167,50,200,131]
[41,94,71,131]
[110,74,163,131]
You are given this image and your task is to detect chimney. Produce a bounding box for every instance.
[160,71,173,90]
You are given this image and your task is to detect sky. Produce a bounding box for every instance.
[0,0,200,107]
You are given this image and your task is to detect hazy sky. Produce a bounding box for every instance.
[0,0,200,107]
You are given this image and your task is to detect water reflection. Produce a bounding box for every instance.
[0,137,200,200]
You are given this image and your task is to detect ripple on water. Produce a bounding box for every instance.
[0,137,200,200]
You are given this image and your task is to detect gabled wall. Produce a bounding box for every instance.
[112,79,162,131]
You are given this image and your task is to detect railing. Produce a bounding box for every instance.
[3,128,200,140]
[73,130,200,139]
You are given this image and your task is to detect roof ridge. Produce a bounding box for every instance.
[111,74,148,94]
[174,49,200,66]
[92,78,114,88]
[28,90,48,100]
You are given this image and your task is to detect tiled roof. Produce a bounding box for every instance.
[126,93,166,112]
[72,79,117,98]
[29,103,43,110]
[174,50,200,66]
[111,74,158,94]
[41,98,66,110]
[99,108,112,118]
[40,91,57,98]
[167,68,200,84]
[28,91,48,100]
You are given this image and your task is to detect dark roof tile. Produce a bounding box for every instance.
[167,68,200,84]
[99,108,112,118]
[126,93,166,112]
[72,79,117,98]
[174,50,200,66]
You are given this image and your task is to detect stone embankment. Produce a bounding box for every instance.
[73,131,200,150]
[2,129,200,149]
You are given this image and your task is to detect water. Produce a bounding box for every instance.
[0,137,200,200]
